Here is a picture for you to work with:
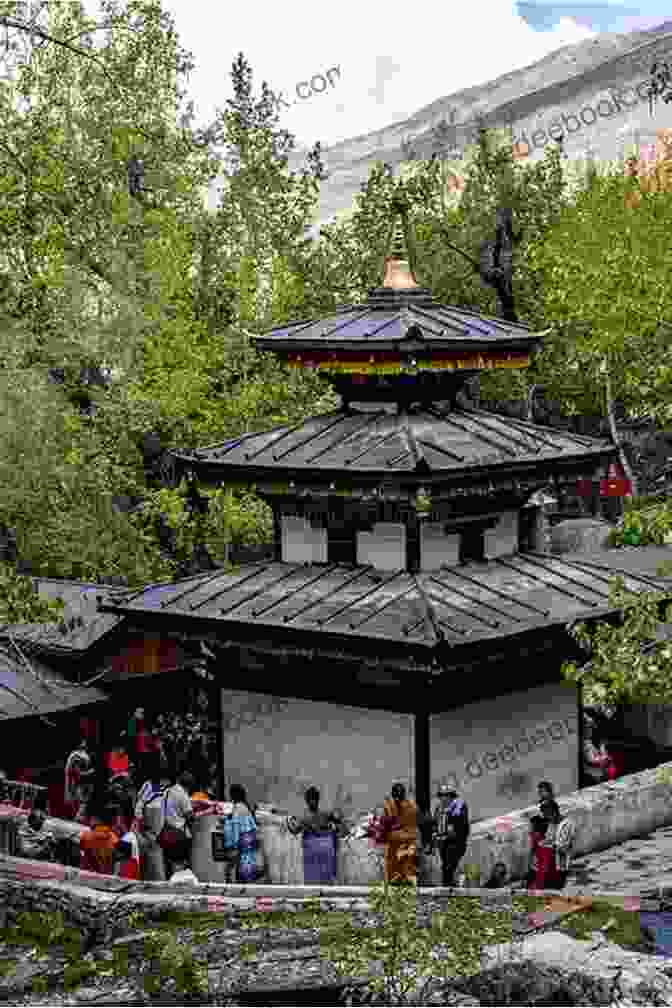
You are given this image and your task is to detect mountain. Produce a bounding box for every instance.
[288,21,672,228]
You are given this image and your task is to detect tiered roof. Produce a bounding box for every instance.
[102,553,667,657]
[178,405,615,483]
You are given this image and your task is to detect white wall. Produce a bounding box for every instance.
[281,517,327,564]
[420,523,460,570]
[430,682,579,822]
[356,522,405,571]
[221,688,414,819]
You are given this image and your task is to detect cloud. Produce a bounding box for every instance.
[517,0,672,33]
[162,0,605,149]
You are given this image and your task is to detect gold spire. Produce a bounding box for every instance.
[382,197,420,290]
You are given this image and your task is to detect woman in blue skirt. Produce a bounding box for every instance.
[227,784,258,883]
[288,786,342,884]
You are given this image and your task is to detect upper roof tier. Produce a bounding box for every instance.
[253,203,546,383]
[177,403,615,486]
[253,295,543,362]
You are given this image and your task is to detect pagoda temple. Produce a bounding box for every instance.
[101,200,667,824]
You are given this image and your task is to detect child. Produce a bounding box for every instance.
[17,809,56,861]
[527,814,557,890]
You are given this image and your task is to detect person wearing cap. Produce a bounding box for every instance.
[432,784,470,887]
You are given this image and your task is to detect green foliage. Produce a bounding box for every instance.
[609,500,672,547]
[141,931,208,997]
[557,899,646,951]
[3,910,83,955]
[318,883,517,1005]
[563,577,672,707]
[63,958,97,991]
[523,171,672,420]
[30,975,48,994]
[0,564,64,624]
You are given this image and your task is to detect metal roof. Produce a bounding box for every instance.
[253,288,544,355]
[0,579,127,656]
[179,405,615,479]
[100,553,669,654]
[0,645,108,720]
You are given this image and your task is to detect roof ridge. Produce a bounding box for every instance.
[413,574,445,645]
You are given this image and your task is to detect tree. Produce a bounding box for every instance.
[0,0,216,375]
[0,563,64,624]
[563,577,672,710]
[0,369,174,584]
[128,52,338,447]
[522,170,672,428]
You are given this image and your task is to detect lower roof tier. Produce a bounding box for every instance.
[176,404,616,484]
[101,552,669,656]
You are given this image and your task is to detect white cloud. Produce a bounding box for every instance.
[163,0,597,148]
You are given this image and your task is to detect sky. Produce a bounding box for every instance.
[159,0,670,150]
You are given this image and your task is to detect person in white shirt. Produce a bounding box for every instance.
[164,770,195,836]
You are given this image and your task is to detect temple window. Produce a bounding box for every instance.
[280,516,328,564]
[420,523,460,571]
[356,522,406,571]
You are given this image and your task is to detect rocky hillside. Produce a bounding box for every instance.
[292,21,672,227]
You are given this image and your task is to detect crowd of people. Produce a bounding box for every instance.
[9,732,579,890]
[11,730,258,885]
[362,778,576,891]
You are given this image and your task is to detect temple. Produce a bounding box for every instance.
[101,197,666,825]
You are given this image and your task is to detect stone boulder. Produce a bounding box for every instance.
[479,930,672,1004]
[550,519,613,556]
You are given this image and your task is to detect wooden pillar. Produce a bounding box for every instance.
[406,511,421,574]
[414,708,430,815]
[211,671,225,801]
[273,512,282,561]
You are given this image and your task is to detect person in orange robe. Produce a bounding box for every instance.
[79,803,120,875]
[382,781,417,885]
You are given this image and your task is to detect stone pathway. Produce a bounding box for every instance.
[567,823,672,893]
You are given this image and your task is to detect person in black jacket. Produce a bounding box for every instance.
[431,784,470,887]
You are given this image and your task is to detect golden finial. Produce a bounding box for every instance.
[382,196,419,290]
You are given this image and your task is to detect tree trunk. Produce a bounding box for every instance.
[526,384,541,422]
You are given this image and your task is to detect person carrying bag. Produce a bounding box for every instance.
[133,756,169,882]
[158,770,194,875]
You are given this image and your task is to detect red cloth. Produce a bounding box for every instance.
[135,726,151,754]
[529,832,559,889]
[106,752,130,775]
[606,750,625,780]
[119,858,140,880]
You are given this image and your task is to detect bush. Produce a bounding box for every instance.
[320,883,519,1006]
[609,500,672,547]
